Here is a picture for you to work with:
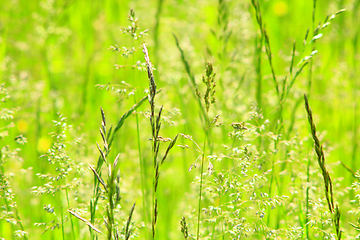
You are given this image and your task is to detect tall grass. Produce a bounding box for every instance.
[0,0,359,239]
[304,94,342,239]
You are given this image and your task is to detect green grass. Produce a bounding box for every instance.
[1,0,360,239]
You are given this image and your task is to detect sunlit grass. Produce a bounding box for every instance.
[1,0,359,239]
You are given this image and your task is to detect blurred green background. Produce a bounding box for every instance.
[0,0,359,239]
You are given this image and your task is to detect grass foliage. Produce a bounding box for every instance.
[1,0,360,239]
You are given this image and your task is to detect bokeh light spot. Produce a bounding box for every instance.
[17,119,29,133]
[37,137,52,153]
[273,1,288,17]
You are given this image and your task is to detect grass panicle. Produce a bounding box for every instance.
[0,84,28,240]
[143,43,179,239]
[111,11,150,234]
[180,216,189,239]
[304,94,342,240]
[194,62,217,240]
[124,202,136,240]
[173,34,208,123]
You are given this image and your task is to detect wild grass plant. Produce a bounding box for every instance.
[0,84,28,239]
[304,94,341,239]
[143,42,178,239]
[1,0,360,239]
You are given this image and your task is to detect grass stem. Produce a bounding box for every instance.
[304,94,342,240]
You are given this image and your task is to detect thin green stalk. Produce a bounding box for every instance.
[251,0,279,98]
[267,152,281,227]
[286,97,303,139]
[217,0,231,93]
[131,38,148,236]
[307,0,317,96]
[196,141,206,240]
[125,203,136,240]
[195,62,216,239]
[79,55,94,116]
[13,207,27,240]
[254,33,262,110]
[305,156,311,239]
[210,185,224,239]
[66,188,76,240]
[154,0,164,59]
[252,32,264,156]
[60,206,65,240]
[351,2,359,195]
[216,0,233,150]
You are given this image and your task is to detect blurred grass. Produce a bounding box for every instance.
[0,0,359,239]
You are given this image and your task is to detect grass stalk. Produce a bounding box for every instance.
[154,0,164,59]
[65,188,76,240]
[173,34,209,126]
[194,62,216,239]
[87,108,138,239]
[110,10,150,235]
[304,94,342,239]
[143,43,178,239]
[143,43,159,239]
[13,206,27,240]
[125,203,136,240]
[305,156,311,239]
[2,2,357,239]
[196,142,206,240]
[60,206,65,240]
[307,0,317,96]
[251,0,279,98]
[351,3,359,194]
[254,32,263,110]
[131,31,148,237]
[89,97,148,238]
[251,0,286,222]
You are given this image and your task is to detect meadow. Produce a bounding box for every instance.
[1,0,360,239]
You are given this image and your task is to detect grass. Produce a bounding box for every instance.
[1,0,360,239]
[304,93,342,239]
